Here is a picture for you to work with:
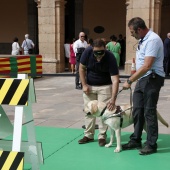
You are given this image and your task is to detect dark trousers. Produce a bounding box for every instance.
[130,74,164,148]
[75,60,80,86]
[164,57,170,75]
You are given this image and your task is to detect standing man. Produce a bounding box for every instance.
[73,32,88,89]
[78,39,119,146]
[122,17,165,155]
[21,34,35,55]
[163,33,170,76]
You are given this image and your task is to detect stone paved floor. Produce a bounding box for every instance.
[3,71,170,134]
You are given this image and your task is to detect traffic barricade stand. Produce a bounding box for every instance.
[0,74,44,170]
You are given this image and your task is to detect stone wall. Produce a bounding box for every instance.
[124,0,162,74]
[37,0,65,73]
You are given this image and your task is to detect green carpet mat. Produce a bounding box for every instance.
[33,127,170,170]
[3,126,170,170]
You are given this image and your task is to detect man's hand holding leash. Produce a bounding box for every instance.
[123,79,132,90]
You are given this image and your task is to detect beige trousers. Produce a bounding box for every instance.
[83,85,112,139]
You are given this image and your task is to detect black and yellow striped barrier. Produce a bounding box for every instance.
[0,79,29,106]
[0,151,24,170]
[0,76,42,169]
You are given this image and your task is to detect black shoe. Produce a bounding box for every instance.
[122,141,142,150]
[78,136,94,144]
[98,138,106,147]
[82,124,99,129]
[75,85,82,90]
[143,141,158,148]
[139,145,157,155]
[79,83,82,89]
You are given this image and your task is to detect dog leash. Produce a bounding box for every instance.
[117,87,132,106]
[101,87,133,127]
[121,87,133,120]
[100,88,127,116]
[100,89,124,116]
[129,87,133,116]
[113,87,132,105]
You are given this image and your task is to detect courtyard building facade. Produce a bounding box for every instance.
[0,0,169,74]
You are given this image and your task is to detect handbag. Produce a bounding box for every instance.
[77,47,85,54]
[76,47,85,61]
[28,49,33,54]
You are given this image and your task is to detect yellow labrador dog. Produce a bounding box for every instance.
[84,100,169,153]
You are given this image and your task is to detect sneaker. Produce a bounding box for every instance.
[139,145,157,155]
[98,138,106,147]
[78,136,94,144]
[122,141,142,150]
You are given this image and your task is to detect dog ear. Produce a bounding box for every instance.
[91,103,98,114]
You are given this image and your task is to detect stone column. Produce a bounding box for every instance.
[125,0,136,74]
[37,0,57,73]
[124,0,162,74]
[36,0,65,73]
[153,0,162,35]
[75,0,84,37]
[55,0,65,72]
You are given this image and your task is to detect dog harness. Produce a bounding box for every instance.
[100,106,123,127]
[101,106,132,128]
[87,89,133,127]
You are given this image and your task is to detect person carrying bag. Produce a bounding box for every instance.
[21,34,35,55]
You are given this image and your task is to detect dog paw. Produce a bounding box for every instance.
[105,143,112,148]
[114,147,121,153]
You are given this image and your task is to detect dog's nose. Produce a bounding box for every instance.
[86,112,91,115]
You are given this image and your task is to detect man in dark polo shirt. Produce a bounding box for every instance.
[78,39,119,146]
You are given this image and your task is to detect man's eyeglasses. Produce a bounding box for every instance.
[81,36,85,38]
[93,50,105,57]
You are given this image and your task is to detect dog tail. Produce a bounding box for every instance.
[157,111,169,128]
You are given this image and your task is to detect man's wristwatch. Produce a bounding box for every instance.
[127,79,133,85]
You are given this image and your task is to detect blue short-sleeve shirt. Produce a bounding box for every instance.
[136,30,165,78]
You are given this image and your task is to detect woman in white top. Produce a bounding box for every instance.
[11,37,21,55]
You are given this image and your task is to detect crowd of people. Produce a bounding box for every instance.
[64,32,127,89]
[69,17,167,156]
[64,34,126,73]
[64,29,170,90]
